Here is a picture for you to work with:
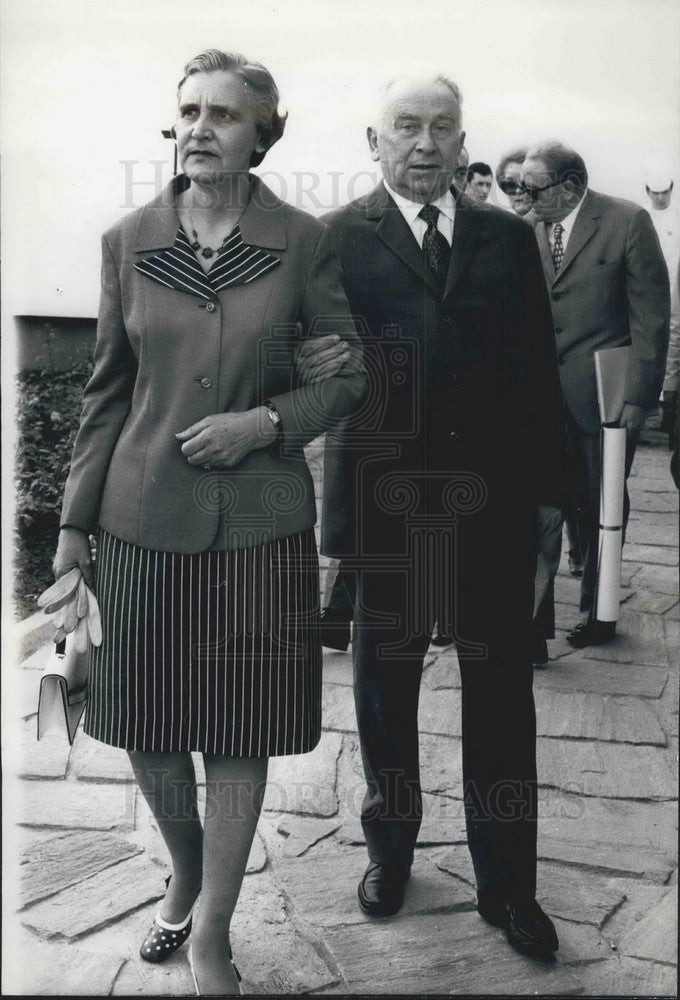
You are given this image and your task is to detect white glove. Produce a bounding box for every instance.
[38,568,103,647]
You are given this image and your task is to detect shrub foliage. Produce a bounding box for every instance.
[14,361,92,615]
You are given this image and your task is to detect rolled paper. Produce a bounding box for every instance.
[595,426,627,622]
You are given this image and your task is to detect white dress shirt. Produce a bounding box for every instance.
[548,191,587,253]
[384,181,456,247]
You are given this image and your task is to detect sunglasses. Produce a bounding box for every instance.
[519,179,563,200]
[498,180,526,196]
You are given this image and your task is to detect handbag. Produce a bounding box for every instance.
[36,634,90,743]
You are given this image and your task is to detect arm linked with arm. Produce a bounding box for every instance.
[59,235,137,533]
[267,226,367,447]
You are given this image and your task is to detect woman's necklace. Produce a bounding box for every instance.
[188,215,231,260]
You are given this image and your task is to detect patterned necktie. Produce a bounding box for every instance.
[418,204,450,285]
[552,222,565,271]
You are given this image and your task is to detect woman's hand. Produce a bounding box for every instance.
[176,408,277,469]
[53,527,95,590]
[296,335,352,384]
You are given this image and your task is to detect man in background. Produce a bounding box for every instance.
[466,161,493,202]
[524,141,670,648]
[645,167,680,442]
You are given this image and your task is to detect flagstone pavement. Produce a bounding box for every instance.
[3,424,678,996]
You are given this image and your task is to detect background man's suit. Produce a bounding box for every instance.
[322,183,566,901]
[530,190,669,615]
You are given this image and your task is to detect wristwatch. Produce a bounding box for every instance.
[263,401,283,438]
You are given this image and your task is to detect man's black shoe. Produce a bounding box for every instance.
[358,862,411,917]
[567,618,616,648]
[478,893,559,958]
[319,607,351,651]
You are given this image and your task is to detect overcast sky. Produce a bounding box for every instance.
[2,0,679,317]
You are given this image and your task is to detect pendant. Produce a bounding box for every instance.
[191,240,201,251]
[201,247,214,259]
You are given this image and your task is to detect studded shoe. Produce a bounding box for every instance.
[140,877,193,963]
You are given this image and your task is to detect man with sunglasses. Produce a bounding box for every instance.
[522,141,670,648]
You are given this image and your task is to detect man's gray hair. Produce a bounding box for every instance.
[525,141,588,190]
[378,74,464,125]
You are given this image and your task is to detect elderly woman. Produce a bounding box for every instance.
[496,146,532,217]
[53,49,365,994]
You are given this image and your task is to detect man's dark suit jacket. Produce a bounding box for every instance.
[529,189,670,434]
[321,182,566,563]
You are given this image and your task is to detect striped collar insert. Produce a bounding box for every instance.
[134,224,281,301]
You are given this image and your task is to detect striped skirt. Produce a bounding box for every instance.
[84,529,322,755]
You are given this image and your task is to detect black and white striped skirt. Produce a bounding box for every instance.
[84,529,322,755]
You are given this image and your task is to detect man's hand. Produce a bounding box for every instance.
[176,408,276,468]
[618,402,646,438]
[296,335,352,385]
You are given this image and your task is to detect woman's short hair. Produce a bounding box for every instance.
[526,141,588,190]
[496,146,528,182]
[178,49,287,167]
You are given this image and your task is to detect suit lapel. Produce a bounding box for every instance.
[534,220,556,283]
[367,184,440,296]
[556,191,600,279]
[443,192,484,300]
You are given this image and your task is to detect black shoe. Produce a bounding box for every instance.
[140,876,193,963]
[567,619,616,648]
[568,556,583,577]
[478,893,559,958]
[357,862,411,917]
[430,629,454,647]
[530,636,549,669]
[319,607,351,651]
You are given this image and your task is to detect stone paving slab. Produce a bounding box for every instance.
[433,847,627,930]
[629,486,678,513]
[19,830,144,908]
[623,543,678,565]
[18,778,136,831]
[533,657,669,698]
[21,854,167,940]
[68,733,136,782]
[322,683,358,732]
[616,887,677,964]
[418,686,462,736]
[576,955,677,996]
[582,610,670,667]
[321,655,353,686]
[323,910,584,995]
[277,815,342,857]
[275,851,476,929]
[630,563,679,595]
[423,652,461,689]
[537,795,677,881]
[264,732,342,817]
[626,520,679,546]
[537,738,676,799]
[550,918,612,964]
[622,588,679,614]
[534,690,666,745]
[2,935,126,996]
[16,720,71,779]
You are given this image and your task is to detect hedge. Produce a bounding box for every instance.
[14,360,93,617]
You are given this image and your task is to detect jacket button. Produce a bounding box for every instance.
[555,327,563,334]
[205,301,217,313]
[551,292,562,301]
[200,377,212,388]
[450,431,460,440]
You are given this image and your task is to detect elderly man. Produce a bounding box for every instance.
[318,76,565,959]
[466,160,493,202]
[522,142,670,647]
[453,145,470,192]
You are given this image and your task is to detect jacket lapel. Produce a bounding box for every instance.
[556,191,600,279]
[442,191,484,300]
[534,220,556,283]
[366,184,440,296]
[132,174,282,302]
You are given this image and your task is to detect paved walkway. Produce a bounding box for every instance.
[4,426,678,996]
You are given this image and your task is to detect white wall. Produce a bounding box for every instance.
[2,0,679,318]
